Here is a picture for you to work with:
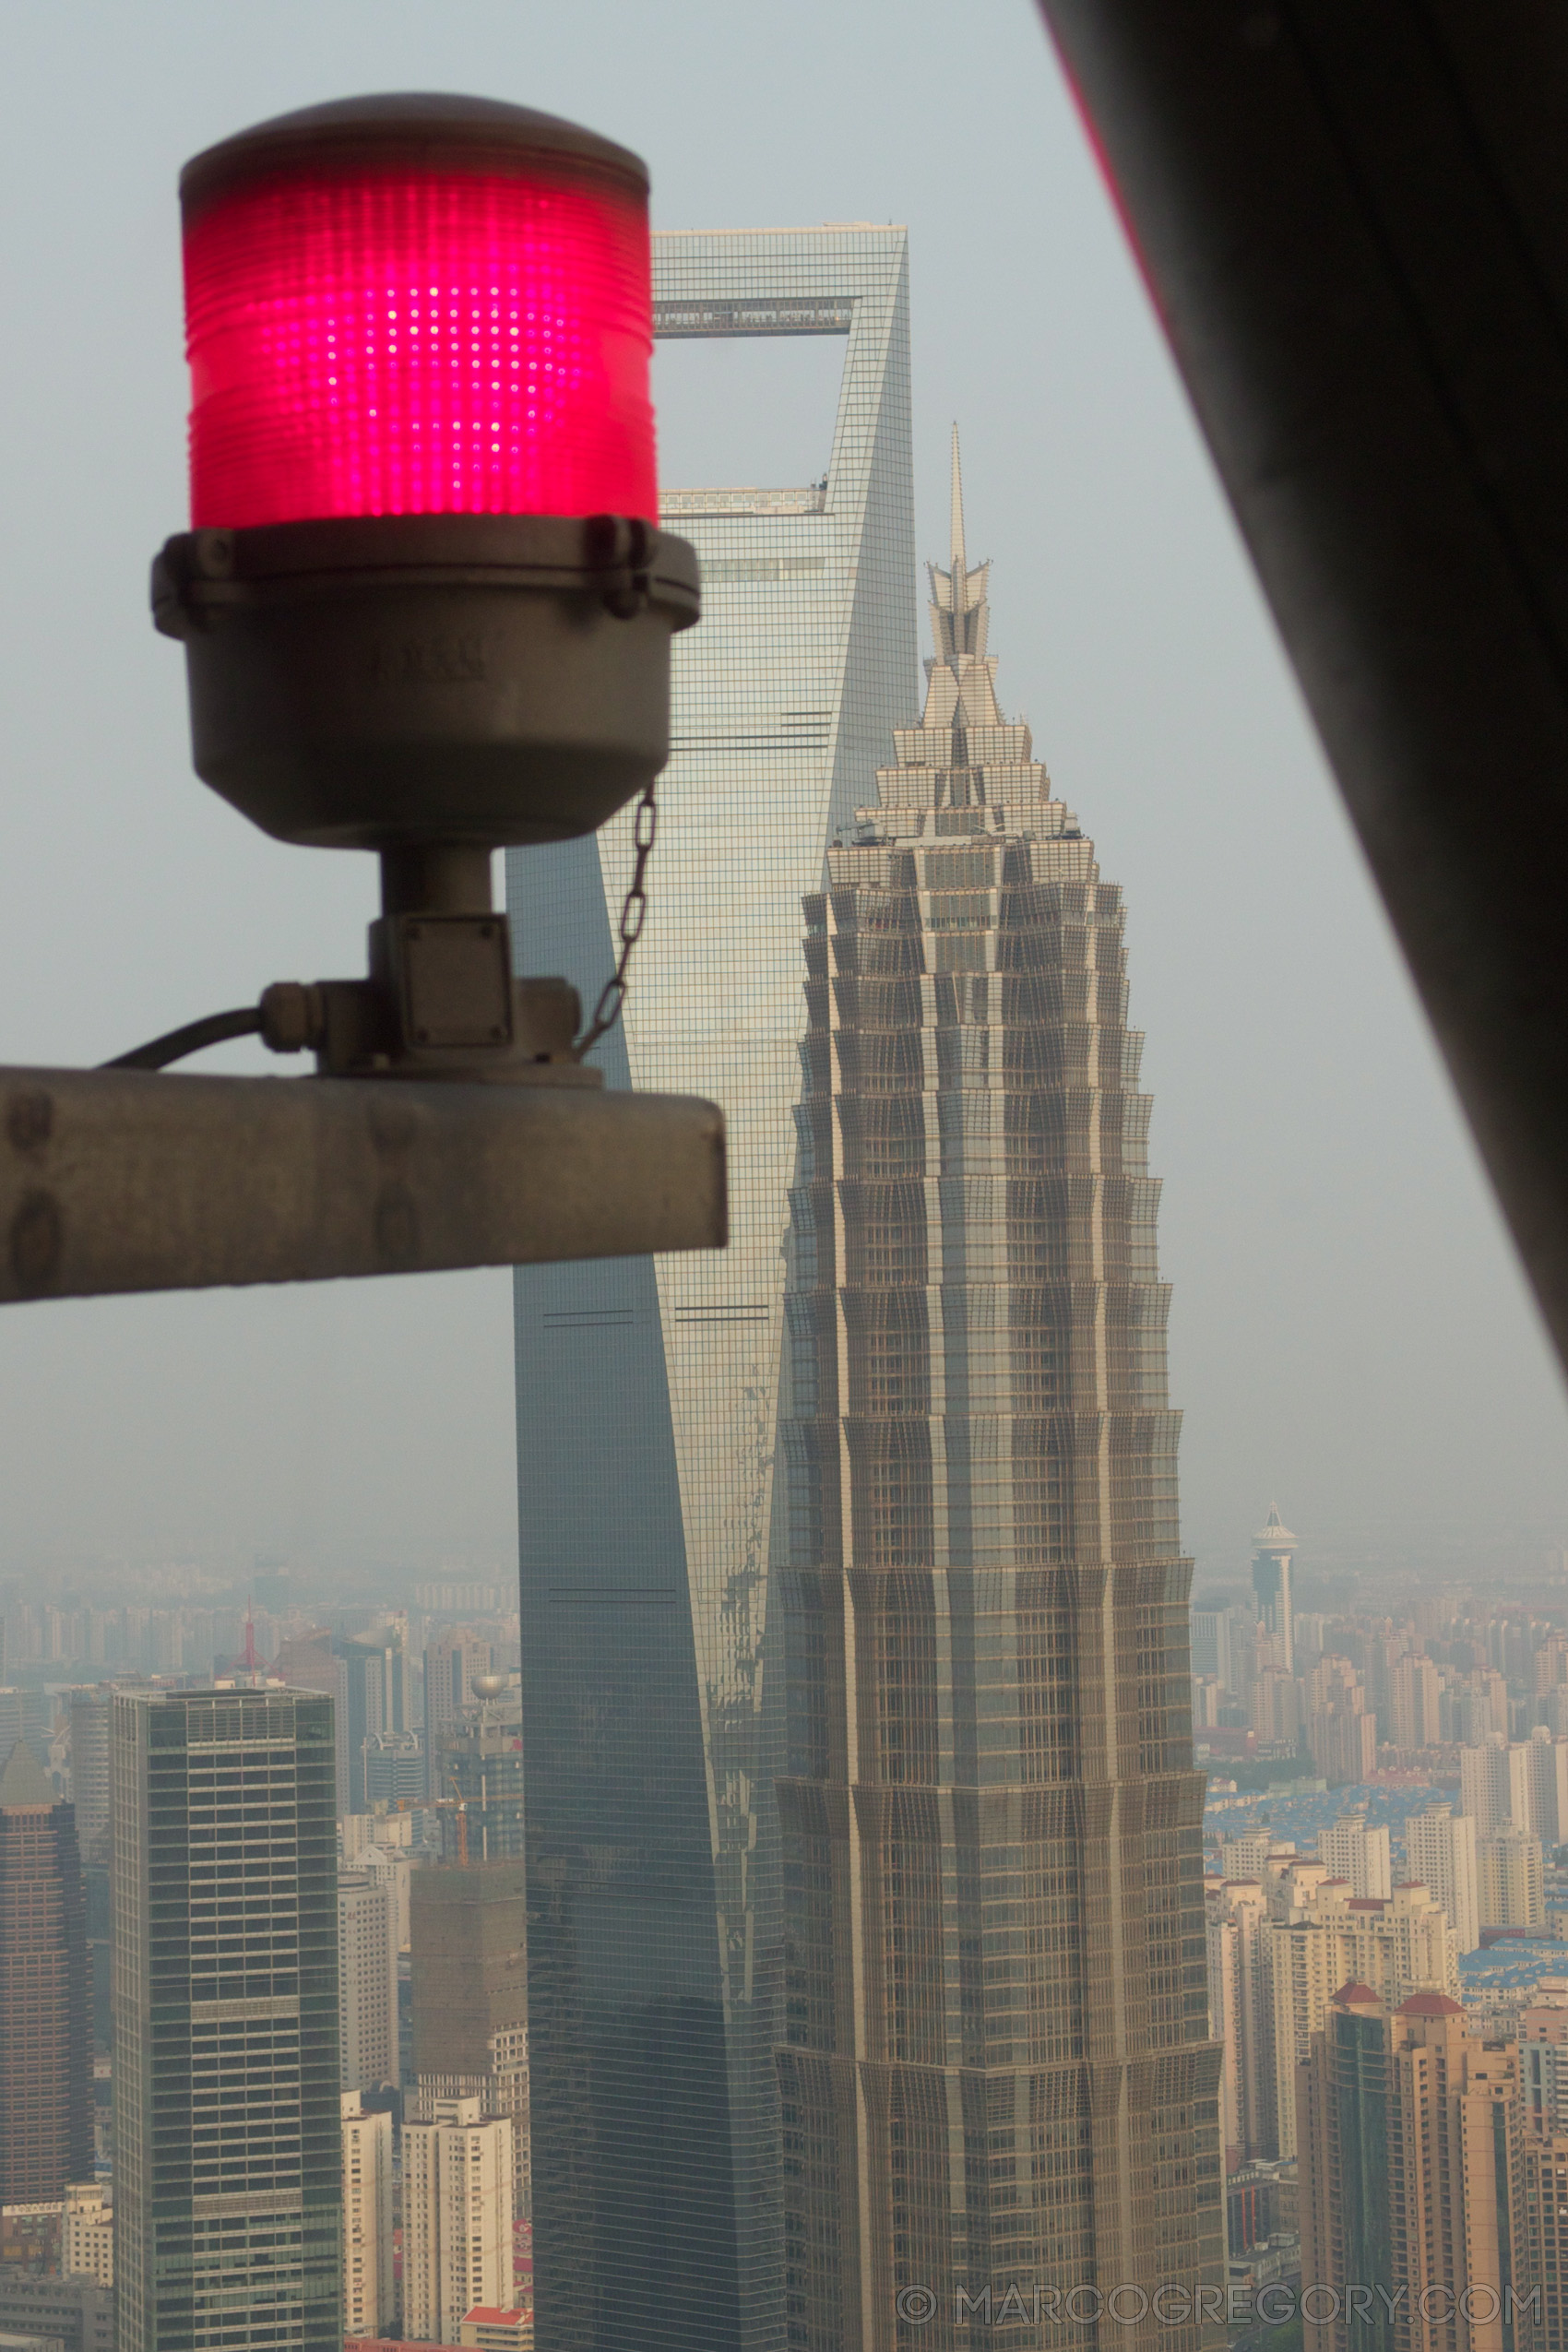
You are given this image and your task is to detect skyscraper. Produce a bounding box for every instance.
[1207,1877,1271,2168]
[112,1688,341,2352]
[0,1740,91,2201]
[428,1682,524,1864]
[337,1632,414,1817]
[410,1864,531,2218]
[775,445,1223,2345]
[508,225,914,2352]
[1317,1812,1392,1898]
[1267,1869,1457,2162]
[403,2096,515,2345]
[1405,1801,1481,1952]
[1251,1506,1295,1671]
[1304,1656,1378,1787]
[340,2092,394,2340]
[61,2181,113,2288]
[338,1871,398,2092]
[273,1632,351,1816]
[1299,1985,1525,2352]
[1456,1728,1568,1842]
[422,1628,493,1800]
[1478,1819,1546,1930]
[67,1690,112,1855]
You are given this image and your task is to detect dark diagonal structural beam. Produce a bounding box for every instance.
[1036,0,1568,1372]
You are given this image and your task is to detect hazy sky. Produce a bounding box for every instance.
[0,0,1562,1586]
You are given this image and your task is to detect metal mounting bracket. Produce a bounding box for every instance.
[0,1065,725,1303]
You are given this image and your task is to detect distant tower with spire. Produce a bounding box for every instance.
[1252,1503,1297,1671]
[778,432,1224,2347]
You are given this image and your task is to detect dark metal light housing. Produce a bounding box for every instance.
[152,510,697,850]
[154,92,697,856]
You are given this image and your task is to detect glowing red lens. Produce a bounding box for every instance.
[184,165,655,528]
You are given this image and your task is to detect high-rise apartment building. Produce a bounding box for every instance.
[1405,1801,1481,1952]
[1461,1729,1568,1850]
[339,1871,398,2092]
[775,449,1222,2343]
[1317,1813,1392,1898]
[1390,1652,1442,1752]
[410,1864,530,2219]
[1299,1984,1525,2352]
[1190,1609,1233,1691]
[1463,1736,1514,1833]
[1220,1831,1279,1881]
[1514,1728,1568,1847]
[1478,1820,1547,1930]
[62,2181,113,2288]
[1304,1657,1378,1787]
[403,2096,514,2344]
[0,1740,91,2201]
[1251,1666,1301,1749]
[66,1692,112,1857]
[1251,1507,1295,1671]
[355,1836,414,1954]
[1521,2132,1568,2352]
[1208,1879,1272,2167]
[340,2092,393,2340]
[112,1688,341,2352]
[507,224,915,2352]
[1268,1868,1458,2159]
[1521,1982,1568,2138]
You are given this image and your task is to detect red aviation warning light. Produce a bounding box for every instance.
[183,113,658,528]
[0,91,723,1315]
[153,94,696,861]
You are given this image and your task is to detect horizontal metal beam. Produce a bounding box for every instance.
[0,1066,725,1303]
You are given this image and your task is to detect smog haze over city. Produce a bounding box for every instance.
[10,15,1568,2352]
[0,0,1563,1598]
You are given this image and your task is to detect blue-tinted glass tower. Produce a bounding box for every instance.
[508,227,915,2352]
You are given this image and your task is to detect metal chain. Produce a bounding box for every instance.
[573,781,659,1060]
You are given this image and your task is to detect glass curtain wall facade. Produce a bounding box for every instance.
[113,1689,341,2352]
[0,1740,92,2202]
[776,445,1223,2350]
[507,228,915,2352]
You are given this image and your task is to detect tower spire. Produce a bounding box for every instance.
[949,422,967,579]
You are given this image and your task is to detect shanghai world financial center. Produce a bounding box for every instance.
[509,228,1220,2352]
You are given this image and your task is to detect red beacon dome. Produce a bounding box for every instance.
[180,93,657,529]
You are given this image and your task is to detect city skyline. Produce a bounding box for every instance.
[0,0,1561,1580]
[2,20,1568,2352]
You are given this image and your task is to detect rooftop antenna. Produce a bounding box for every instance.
[949,421,968,580]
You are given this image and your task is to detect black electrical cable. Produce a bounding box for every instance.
[102,1006,263,1072]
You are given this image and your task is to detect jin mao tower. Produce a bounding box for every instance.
[777,439,1223,2349]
